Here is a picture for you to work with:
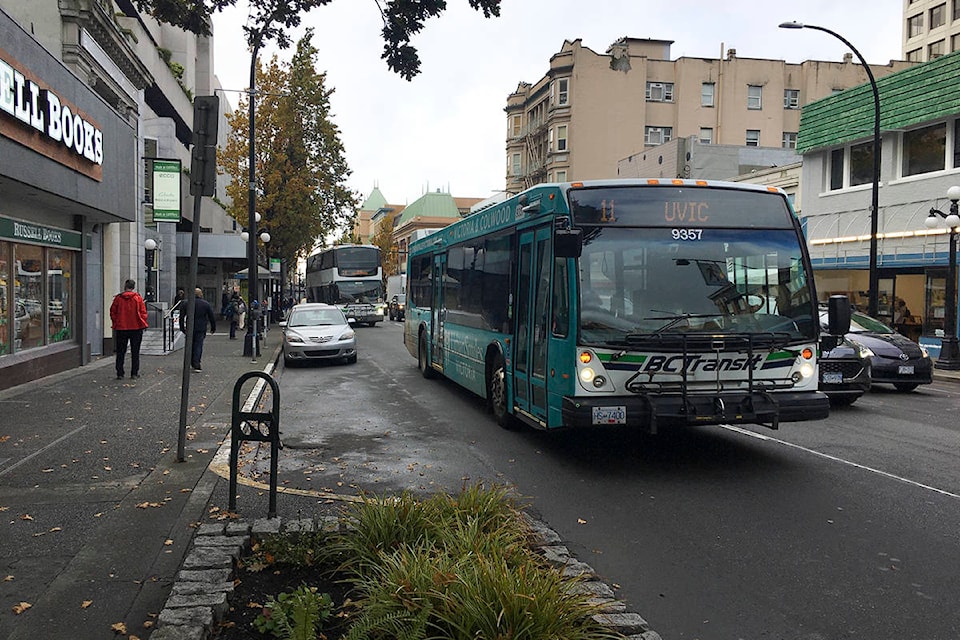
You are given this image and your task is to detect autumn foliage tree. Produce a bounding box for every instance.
[219,31,355,272]
[370,210,399,278]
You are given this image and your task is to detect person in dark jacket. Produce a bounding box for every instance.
[110,278,148,380]
[179,288,217,371]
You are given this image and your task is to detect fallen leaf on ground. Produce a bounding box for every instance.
[12,602,31,615]
[19,514,33,521]
[81,600,93,609]
[110,621,127,633]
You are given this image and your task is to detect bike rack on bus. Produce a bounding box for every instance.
[229,371,282,518]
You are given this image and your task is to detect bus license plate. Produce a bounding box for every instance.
[592,406,626,425]
[898,365,914,374]
[823,373,843,384]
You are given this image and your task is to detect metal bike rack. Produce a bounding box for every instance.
[229,371,282,517]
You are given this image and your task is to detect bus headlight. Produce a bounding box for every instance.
[792,361,815,383]
[579,367,596,383]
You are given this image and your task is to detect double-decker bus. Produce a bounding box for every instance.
[305,244,385,325]
[405,179,850,432]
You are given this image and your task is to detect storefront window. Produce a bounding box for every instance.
[0,242,9,355]
[48,249,72,343]
[925,270,947,336]
[14,244,45,351]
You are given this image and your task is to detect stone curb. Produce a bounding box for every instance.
[149,514,662,640]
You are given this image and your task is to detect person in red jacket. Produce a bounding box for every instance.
[110,278,148,380]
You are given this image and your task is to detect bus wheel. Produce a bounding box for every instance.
[489,354,518,430]
[418,332,436,379]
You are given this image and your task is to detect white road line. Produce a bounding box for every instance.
[0,425,87,477]
[720,424,960,500]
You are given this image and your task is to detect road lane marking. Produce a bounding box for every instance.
[721,424,960,500]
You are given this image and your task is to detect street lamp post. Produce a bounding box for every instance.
[925,186,960,370]
[779,21,881,318]
[241,218,270,360]
[144,238,157,304]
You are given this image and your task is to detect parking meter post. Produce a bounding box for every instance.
[229,371,282,518]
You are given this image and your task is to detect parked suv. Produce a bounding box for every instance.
[388,294,406,321]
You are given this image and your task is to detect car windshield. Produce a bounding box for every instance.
[577,226,816,347]
[849,311,895,334]
[288,309,345,327]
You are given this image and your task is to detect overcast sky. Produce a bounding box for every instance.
[211,0,904,206]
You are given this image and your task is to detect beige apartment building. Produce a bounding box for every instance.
[505,37,912,193]
[902,0,960,61]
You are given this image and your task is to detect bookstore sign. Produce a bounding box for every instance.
[0,49,104,181]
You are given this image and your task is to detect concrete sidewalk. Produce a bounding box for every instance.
[0,331,280,640]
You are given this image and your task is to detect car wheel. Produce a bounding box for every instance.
[488,353,519,430]
[418,332,436,379]
[347,353,357,364]
[894,383,919,392]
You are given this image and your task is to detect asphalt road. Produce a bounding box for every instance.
[263,320,960,640]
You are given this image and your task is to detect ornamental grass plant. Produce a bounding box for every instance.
[234,484,624,640]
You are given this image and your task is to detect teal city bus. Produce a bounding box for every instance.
[405,179,848,432]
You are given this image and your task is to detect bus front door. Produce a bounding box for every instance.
[514,226,552,425]
[431,253,445,372]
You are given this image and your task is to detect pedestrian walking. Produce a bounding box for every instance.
[236,292,247,331]
[110,278,148,380]
[179,287,217,371]
[226,291,243,339]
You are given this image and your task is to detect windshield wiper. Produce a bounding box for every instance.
[643,311,723,336]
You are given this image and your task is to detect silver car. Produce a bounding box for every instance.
[280,303,357,366]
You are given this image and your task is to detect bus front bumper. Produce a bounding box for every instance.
[561,390,830,430]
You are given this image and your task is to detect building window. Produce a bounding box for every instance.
[931,3,947,29]
[554,77,569,106]
[849,141,875,186]
[902,122,946,176]
[644,126,673,146]
[747,85,762,110]
[829,148,844,190]
[555,124,568,152]
[952,34,960,52]
[954,120,960,168]
[555,170,567,183]
[908,13,924,38]
[783,89,800,109]
[745,129,760,146]
[929,39,946,58]
[509,114,522,138]
[701,82,715,107]
[645,82,674,102]
[782,132,798,149]
[906,48,923,61]
[954,0,960,20]
[510,152,521,176]
[699,127,713,144]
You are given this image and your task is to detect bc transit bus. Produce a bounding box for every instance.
[405,179,850,432]
[305,244,386,325]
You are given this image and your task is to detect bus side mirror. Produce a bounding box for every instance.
[827,294,851,336]
[554,229,582,258]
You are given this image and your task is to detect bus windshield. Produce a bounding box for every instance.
[333,281,381,304]
[577,226,816,346]
[336,247,380,277]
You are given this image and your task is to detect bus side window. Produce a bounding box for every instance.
[552,257,569,338]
